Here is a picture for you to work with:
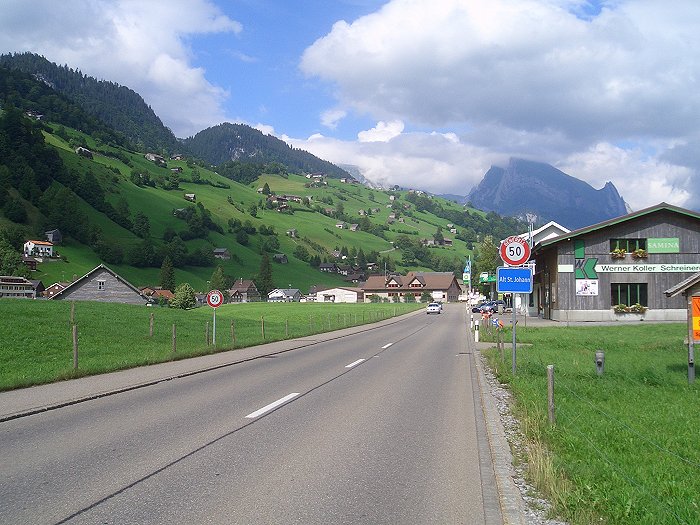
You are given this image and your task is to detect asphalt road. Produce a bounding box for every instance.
[0,304,502,524]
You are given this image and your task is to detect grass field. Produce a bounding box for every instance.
[0,299,422,391]
[484,323,700,525]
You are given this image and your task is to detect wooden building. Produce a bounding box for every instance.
[50,265,147,304]
[361,271,462,303]
[531,203,700,321]
[228,279,260,303]
[0,276,37,298]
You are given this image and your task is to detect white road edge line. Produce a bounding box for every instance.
[345,358,365,368]
[381,343,393,349]
[245,392,300,419]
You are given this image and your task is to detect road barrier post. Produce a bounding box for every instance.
[72,324,78,370]
[548,365,555,425]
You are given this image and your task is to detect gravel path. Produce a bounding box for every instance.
[480,354,570,525]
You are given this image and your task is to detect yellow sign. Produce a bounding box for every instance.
[693,297,700,342]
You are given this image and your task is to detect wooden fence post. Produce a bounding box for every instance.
[547,365,556,425]
[72,324,78,370]
[149,312,154,337]
[285,318,289,338]
[172,323,176,354]
[261,316,265,339]
[231,319,236,346]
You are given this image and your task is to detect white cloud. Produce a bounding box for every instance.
[0,0,241,137]
[300,0,700,210]
[558,143,693,209]
[287,130,496,195]
[357,120,404,142]
[320,109,347,129]
[301,0,700,142]
[254,123,276,136]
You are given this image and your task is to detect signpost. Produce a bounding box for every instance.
[207,289,224,345]
[500,236,531,267]
[498,236,533,375]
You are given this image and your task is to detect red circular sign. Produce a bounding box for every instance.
[207,289,224,308]
[500,236,531,266]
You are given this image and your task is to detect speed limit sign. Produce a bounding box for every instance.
[500,236,531,266]
[206,289,224,308]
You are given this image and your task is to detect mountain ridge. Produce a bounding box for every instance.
[466,158,629,229]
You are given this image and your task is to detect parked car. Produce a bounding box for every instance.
[426,302,442,314]
[478,300,506,313]
[471,302,487,313]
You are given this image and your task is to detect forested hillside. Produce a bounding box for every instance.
[185,122,350,178]
[0,52,178,151]
[0,56,526,295]
[0,66,127,148]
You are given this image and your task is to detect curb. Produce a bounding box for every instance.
[471,331,528,525]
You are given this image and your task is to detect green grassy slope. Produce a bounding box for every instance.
[19,124,494,292]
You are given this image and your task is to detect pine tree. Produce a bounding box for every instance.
[209,265,226,292]
[256,253,274,298]
[159,256,175,292]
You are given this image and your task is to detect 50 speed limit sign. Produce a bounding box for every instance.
[500,236,531,266]
[206,289,224,308]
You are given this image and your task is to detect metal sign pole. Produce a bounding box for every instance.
[512,294,517,374]
[213,306,217,346]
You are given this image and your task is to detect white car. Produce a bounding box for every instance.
[426,302,442,314]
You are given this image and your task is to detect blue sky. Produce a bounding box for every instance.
[188,0,387,140]
[1,0,699,214]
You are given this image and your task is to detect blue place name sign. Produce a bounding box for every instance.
[496,266,533,293]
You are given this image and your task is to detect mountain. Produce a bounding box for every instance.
[0,52,178,151]
[184,123,350,178]
[437,193,468,205]
[466,158,628,229]
[0,52,529,292]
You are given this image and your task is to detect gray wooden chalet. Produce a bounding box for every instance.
[45,229,62,244]
[213,248,231,260]
[50,264,147,304]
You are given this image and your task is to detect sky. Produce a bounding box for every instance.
[1,0,699,212]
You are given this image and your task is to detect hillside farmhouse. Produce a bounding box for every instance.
[50,264,147,304]
[268,288,301,302]
[228,279,260,303]
[0,276,37,298]
[23,240,54,258]
[361,272,462,303]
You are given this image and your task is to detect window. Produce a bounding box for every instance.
[610,238,646,252]
[97,280,105,291]
[611,283,647,307]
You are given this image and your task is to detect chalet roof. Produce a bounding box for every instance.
[0,276,33,285]
[318,286,364,293]
[362,271,458,292]
[269,288,301,297]
[229,279,258,292]
[50,264,144,300]
[664,272,700,298]
[151,289,174,300]
[26,240,53,246]
[537,203,700,250]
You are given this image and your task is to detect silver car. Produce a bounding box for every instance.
[426,302,442,314]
